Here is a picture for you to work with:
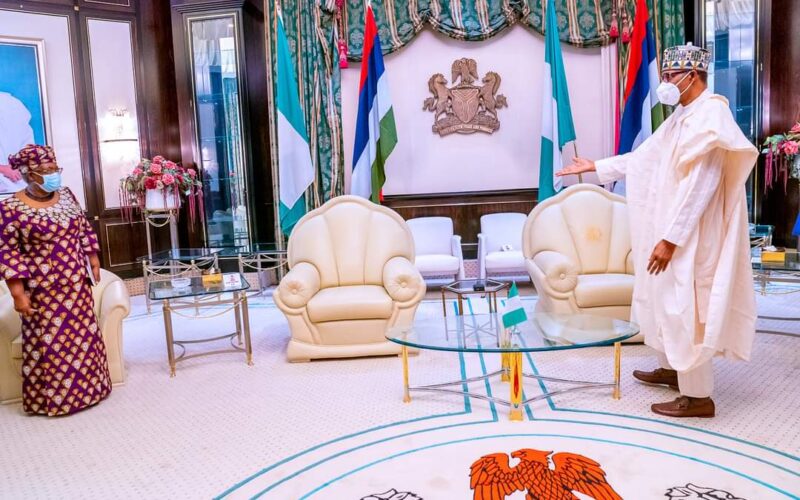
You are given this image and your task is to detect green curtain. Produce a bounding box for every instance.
[344,0,614,59]
[267,0,344,214]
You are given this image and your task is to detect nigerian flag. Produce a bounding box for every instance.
[276,11,314,236]
[502,282,528,329]
[538,0,576,202]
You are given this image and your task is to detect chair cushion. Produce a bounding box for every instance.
[485,250,525,272]
[11,335,22,359]
[415,254,460,275]
[307,285,394,322]
[574,274,634,308]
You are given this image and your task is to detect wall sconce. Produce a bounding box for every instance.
[100,106,138,143]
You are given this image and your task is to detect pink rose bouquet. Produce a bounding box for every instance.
[762,122,800,193]
[119,156,203,223]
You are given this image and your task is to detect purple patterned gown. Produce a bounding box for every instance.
[0,188,111,416]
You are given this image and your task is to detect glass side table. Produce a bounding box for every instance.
[149,273,253,376]
[440,279,510,316]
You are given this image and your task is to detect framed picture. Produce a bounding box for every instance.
[0,36,51,194]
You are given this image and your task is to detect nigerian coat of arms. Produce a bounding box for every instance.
[423,58,508,136]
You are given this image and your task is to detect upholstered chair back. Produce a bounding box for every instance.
[523,184,631,275]
[407,217,454,256]
[287,196,415,288]
[479,213,527,253]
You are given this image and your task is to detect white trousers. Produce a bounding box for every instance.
[657,352,714,398]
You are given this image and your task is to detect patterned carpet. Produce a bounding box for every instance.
[1,288,798,499]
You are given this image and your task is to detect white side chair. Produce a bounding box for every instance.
[477,212,528,280]
[407,217,465,281]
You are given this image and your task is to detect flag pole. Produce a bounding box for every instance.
[572,140,584,184]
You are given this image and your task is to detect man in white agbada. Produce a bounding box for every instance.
[558,44,758,418]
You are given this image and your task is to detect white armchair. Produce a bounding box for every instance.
[523,184,639,341]
[407,217,465,281]
[1,268,131,404]
[478,213,528,280]
[274,196,426,362]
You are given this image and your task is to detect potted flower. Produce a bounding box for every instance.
[119,156,203,223]
[762,122,800,192]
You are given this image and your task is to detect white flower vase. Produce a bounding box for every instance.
[145,188,181,211]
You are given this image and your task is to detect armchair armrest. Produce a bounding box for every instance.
[531,251,579,294]
[99,279,131,321]
[625,251,635,275]
[383,256,425,303]
[477,233,487,279]
[450,234,465,280]
[277,262,321,309]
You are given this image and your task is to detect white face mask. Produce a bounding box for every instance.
[656,72,692,106]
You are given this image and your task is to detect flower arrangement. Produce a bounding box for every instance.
[762,122,800,192]
[119,156,203,223]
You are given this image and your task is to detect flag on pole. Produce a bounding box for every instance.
[614,0,662,196]
[538,0,577,202]
[276,10,314,235]
[502,282,528,329]
[351,5,397,203]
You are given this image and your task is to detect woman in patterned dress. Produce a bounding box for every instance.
[0,145,111,416]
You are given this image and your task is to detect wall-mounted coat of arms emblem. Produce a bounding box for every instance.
[423,58,508,137]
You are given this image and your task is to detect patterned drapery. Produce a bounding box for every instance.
[344,0,614,59]
[265,0,684,236]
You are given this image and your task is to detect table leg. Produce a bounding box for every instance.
[241,293,253,366]
[143,261,151,315]
[457,295,464,316]
[501,352,510,382]
[233,291,243,346]
[491,291,498,313]
[163,299,176,377]
[613,342,621,400]
[509,351,523,421]
[441,288,447,316]
[402,345,411,403]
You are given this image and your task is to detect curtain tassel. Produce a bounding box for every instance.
[336,0,348,68]
[609,0,619,38]
[621,0,631,43]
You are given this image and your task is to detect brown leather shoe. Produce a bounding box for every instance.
[651,396,715,418]
[633,368,679,390]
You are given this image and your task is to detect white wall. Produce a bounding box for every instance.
[0,10,86,206]
[341,25,614,195]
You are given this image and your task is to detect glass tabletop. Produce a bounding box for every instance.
[217,243,287,256]
[751,249,800,272]
[137,247,223,263]
[148,273,250,300]
[386,312,639,353]
[442,279,509,294]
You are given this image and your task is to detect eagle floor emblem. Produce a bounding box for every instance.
[469,448,621,500]
[423,57,508,136]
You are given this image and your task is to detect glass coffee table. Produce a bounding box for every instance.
[149,273,253,376]
[440,279,509,315]
[752,248,800,335]
[387,312,639,421]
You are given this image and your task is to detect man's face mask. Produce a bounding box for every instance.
[656,71,693,106]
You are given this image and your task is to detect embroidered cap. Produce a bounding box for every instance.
[661,42,711,73]
[7,144,57,175]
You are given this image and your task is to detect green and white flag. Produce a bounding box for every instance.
[502,282,528,329]
[538,0,577,202]
[276,11,314,236]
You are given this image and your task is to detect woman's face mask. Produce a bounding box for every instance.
[32,169,63,192]
[656,71,693,106]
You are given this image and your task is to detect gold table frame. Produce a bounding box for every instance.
[155,278,254,377]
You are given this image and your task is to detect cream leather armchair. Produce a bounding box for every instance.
[407,217,465,281]
[274,196,426,362]
[523,184,639,340]
[0,268,131,404]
